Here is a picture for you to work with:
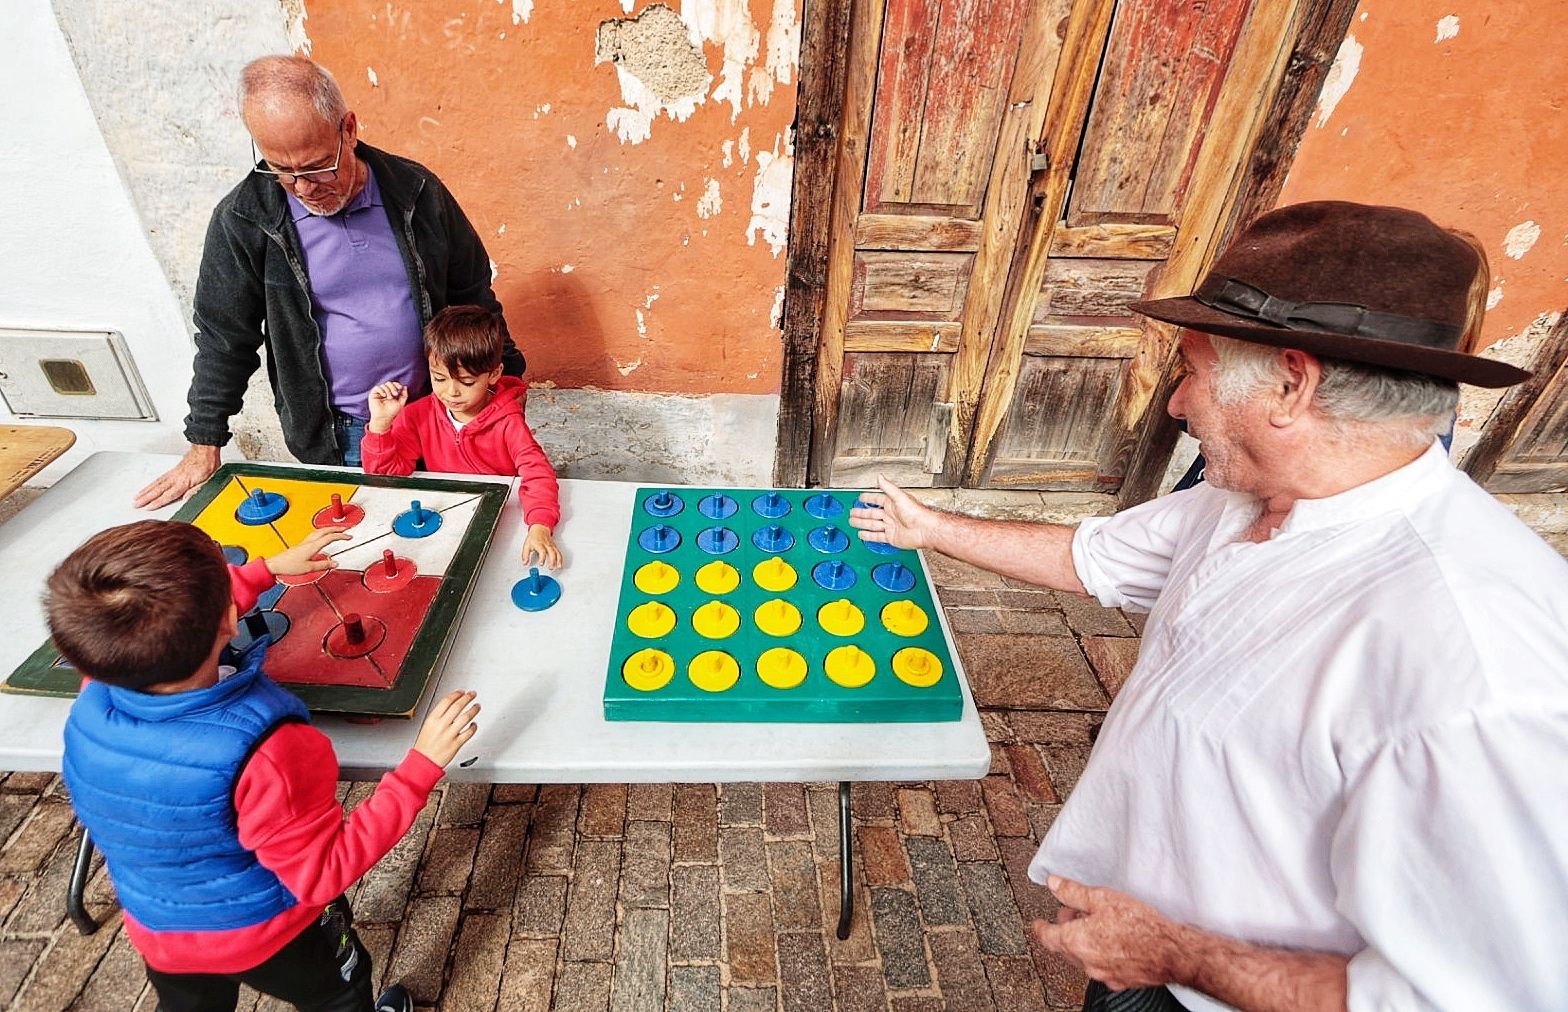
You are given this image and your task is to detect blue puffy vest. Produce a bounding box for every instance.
[62,640,311,932]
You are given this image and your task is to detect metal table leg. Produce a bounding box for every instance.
[67,829,98,936]
[836,781,854,940]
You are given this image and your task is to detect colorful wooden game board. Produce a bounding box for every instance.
[605,487,962,722]
[4,463,507,718]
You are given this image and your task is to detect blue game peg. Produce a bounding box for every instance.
[638,523,682,554]
[222,545,249,566]
[698,492,739,520]
[751,491,791,518]
[872,561,917,593]
[804,492,845,520]
[808,525,850,553]
[862,539,901,556]
[511,566,562,611]
[643,489,684,517]
[812,559,857,591]
[235,487,288,526]
[393,498,444,539]
[752,523,795,553]
[697,525,739,555]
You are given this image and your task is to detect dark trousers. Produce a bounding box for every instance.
[1084,979,1188,1011]
[145,898,374,1012]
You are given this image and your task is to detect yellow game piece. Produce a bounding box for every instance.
[824,645,876,688]
[880,600,929,637]
[691,600,741,639]
[689,650,740,692]
[757,647,807,689]
[753,598,802,637]
[817,598,865,637]
[634,560,680,595]
[622,649,676,691]
[695,560,740,595]
[627,601,677,638]
[892,647,943,688]
[752,556,798,592]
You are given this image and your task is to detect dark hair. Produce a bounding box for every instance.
[45,521,231,690]
[424,305,507,377]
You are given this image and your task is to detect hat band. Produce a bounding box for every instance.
[1194,275,1461,349]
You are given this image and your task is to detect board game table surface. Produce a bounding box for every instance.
[0,452,990,784]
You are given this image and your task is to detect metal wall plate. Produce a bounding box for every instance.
[0,327,157,420]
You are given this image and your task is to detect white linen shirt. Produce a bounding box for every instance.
[1030,442,1568,1011]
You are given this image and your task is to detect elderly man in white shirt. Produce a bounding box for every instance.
[851,201,1568,1012]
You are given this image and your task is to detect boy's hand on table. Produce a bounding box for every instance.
[368,381,409,433]
[265,528,350,576]
[521,524,563,570]
[414,690,480,767]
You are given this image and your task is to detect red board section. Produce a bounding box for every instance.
[264,571,442,690]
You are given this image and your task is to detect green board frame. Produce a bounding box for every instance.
[604,487,962,722]
[4,463,507,719]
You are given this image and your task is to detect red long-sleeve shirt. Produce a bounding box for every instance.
[360,376,561,529]
[124,560,444,974]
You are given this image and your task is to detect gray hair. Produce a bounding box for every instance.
[1208,334,1457,446]
[239,55,347,126]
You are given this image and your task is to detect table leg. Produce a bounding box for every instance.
[836,781,853,940]
[68,829,98,936]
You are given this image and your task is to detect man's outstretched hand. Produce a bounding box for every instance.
[134,444,221,510]
[849,475,942,551]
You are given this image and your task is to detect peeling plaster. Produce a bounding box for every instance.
[1504,220,1541,260]
[282,0,310,53]
[1452,311,1563,463]
[696,177,722,218]
[500,0,534,26]
[567,134,577,148]
[769,285,785,329]
[1435,15,1460,42]
[721,139,733,167]
[367,66,378,87]
[747,132,793,257]
[1315,34,1362,128]
[615,356,643,376]
[1487,283,1505,310]
[636,308,647,336]
[682,0,760,120]
[739,125,751,163]
[748,0,800,107]
[597,4,711,144]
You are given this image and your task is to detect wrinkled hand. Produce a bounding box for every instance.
[368,381,409,430]
[848,475,941,550]
[413,690,480,767]
[521,524,563,570]
[1033,876,1191,991]
[134,445,221,510]
[265,527,351,577]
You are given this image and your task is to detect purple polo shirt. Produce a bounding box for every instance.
[287,168,426,419]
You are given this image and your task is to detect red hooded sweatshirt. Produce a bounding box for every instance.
[360,375,561,529]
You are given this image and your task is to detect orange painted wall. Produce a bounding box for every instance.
[1279,2,1568,352]
[304,1,798,395]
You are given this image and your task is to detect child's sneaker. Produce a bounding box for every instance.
[374,983,413,1012]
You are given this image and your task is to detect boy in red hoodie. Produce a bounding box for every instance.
[363,305,562,569]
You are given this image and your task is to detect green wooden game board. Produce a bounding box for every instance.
[604,487,963,722]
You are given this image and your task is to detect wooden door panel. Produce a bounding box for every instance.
[851,251,974,318]
[831,353,952,485]
[1034,259,1160,321]
[986,357,1125,489]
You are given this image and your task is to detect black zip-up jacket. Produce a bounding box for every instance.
[183,143,524,464]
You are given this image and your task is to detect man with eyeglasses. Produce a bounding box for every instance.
[135,55,523,509]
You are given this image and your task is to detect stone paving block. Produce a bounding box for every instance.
[438,782,492,826]
[672,785,718,862]
[1041,745,1093,801]
[12,911,121,1012]
[608,906,667,1012]
[1083,635,1140,699]
[467,802,531,911]
[620,819,671,909]
[496,936,558,1012]
[766,840,822,929]
[5,827,77,933]
[415,824,479,896]
[2,772,55,792]
[1057,593,1134,637]
[385,895,461,1005]
[857,825,910,887]
[357,923,396,995]
[554,960,612,1012]
[719,827,769,892]
[870,887,929,989]
[64,925,145,1012]
[524,785,581,875]
[958,862,1030,955]
[931,778,982,815]
[627,782,672,822]
[356,795,437,921]
[1124,609,1148,635]
[728,986,779,1012]
[0,876,28,927]
[1007,711,1102,745]
[935,588,1000,610]
[0,798,74,874]
[669,865,721,961]
[979,711,1015,744]
[815,853,876,963]
[888,997,943,1012]
[805,786,841,867]
[777,931,833,1012]
[720,782,764,826]
[849,782,896,821]
[949,812,1000,862]
[511,874,569,936]
[922,553,1008,589]
[997,838,1055,926]
[440,911,507,1012]
[1005,744,1060,804]
[984,954,1049,1012]
[895,789,941,837]
[723,891,777,985]
[946,607,1004,634]
[904,836,967,927]
[995,589,1058,611]
[0,792,37,848]
[956,634,1106,710]
[762,783,810,838]
[998,609,1073,636]
[563,839,622,962]
[579,784,628,839]
[0,938,45,1007]
[667,964,722,1011]
[929,928,996,1011]
[1028,803,1063,842]
[829,963,890,1012]
[490,784,537,804]
[989,740,1011,776]
[1034,943,1091,1010]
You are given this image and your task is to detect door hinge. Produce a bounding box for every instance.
[923,402,955,474]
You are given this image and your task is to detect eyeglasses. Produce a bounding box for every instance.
[251,118,345,186]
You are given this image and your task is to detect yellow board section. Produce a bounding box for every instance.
[757,647,807,689]
[689,650,740,692]
[695,560,740,595]
[622,648,676,691]
[752,556,797,592]
[817,599,865,637]
[892,647,943,687]
[634,560,680,595]
[194,475,363,561]
[628,601,678,638]
[754,599,802,637]
[880,600,929,637]
[692,600,741,639]
[824,645,875,688]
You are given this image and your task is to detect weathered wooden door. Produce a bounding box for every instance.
[804,0,1336,493]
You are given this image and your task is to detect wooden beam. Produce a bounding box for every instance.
[1047,223,1176,260]
[1463,312,1568,487]
[855,214,983,252]
[844,321,962,353]
[1024,325,1143,358]
[772,0,855,487]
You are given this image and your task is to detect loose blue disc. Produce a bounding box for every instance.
[393,500,443,539]
[808,525,850,553]
[222,545,249,566]
[862,539,902,556]
[697,526,740,554]
[511,567,562,611]
[643,490,684,518]
[752,524,795,553]
[231,610,289,651]
[638,524,682,554]
[804,492,845,520]
[698,493,739,520]
[872,561,917,592]
[812,559,857,591]
[235,488,288,525]
[752,491,791,518]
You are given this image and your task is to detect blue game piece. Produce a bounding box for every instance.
[511,567,562,611]
[808,525,850,553]
[643,490,684,518]
[393,499,444,539]
[235,487,288,526]
[638,524,682,554]
[752,524,795,553]
[804,492,845,520]
[698,493,739,520]
[872,561,917,593]
[752,491,791,518]
[697,525,739,555]
[222,545,249,566]
[862,539,902,556]
[812,559,857,591]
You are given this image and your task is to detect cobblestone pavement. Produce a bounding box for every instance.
[0,551,1139,1011]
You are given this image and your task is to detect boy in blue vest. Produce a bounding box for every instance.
[47,519,480,1012]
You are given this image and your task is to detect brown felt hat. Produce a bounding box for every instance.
[1129,200,1529,388]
